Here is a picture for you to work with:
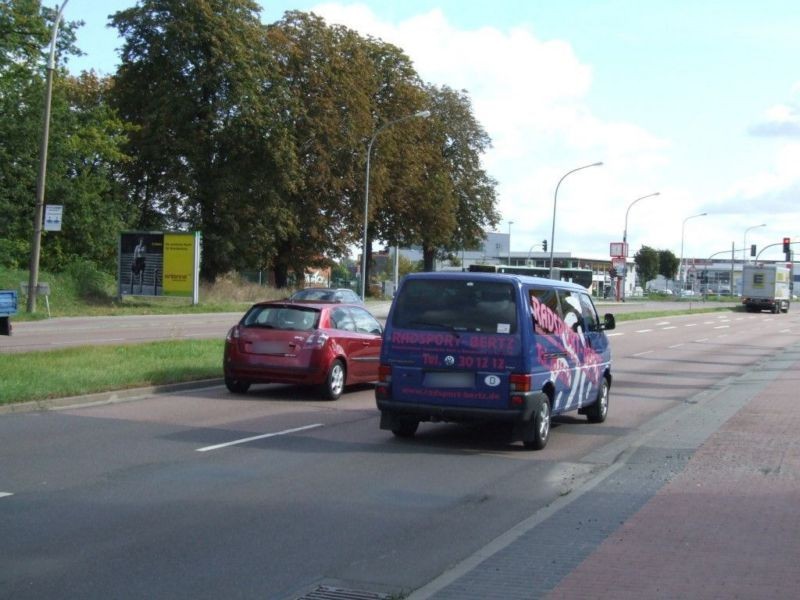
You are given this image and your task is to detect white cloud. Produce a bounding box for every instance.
[309,3,683,255]
[750,82,800,137]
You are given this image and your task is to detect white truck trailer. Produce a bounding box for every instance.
[741,264,791,313]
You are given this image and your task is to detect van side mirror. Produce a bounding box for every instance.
[601,313,616,331]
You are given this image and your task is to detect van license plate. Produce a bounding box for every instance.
[424,372,473,388]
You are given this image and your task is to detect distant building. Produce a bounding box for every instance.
[383,231,798,299]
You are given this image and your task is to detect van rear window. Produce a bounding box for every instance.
[393,279,517,334]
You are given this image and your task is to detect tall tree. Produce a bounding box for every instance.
[359,37,427,288]
[0,1,125,271]
[658,249,679,280]
[634,245,659,285]
[110,0,293,280]
[381,84,498,271]
[265,11,374,287]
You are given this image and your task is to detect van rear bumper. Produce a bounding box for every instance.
[377,393,544,427]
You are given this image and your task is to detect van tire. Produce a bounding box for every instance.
[391,419,419,438]
[586,377,609,423]
[523,397,551,450]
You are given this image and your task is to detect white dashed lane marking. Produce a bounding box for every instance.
[196,424,323,452]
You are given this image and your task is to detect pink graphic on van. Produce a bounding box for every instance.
[530,295,603,389]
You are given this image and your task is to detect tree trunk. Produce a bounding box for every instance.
[273,263,289,288]
[423,246,436,272]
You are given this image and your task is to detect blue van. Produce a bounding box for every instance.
[375,272,615,449]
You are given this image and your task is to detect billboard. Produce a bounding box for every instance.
[118,231,200,302]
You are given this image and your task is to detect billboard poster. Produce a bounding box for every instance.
[163,233,195,296]
[119,231,200,301]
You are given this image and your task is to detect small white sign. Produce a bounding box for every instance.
[484,375,501,387]
[44,205,63,231]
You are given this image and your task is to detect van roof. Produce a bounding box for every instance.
[401,271,588,292]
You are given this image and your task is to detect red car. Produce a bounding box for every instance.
[223,301,383,399]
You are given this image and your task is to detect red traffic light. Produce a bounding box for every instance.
[784,237,791,253]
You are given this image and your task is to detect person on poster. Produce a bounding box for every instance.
[131,237,146,293]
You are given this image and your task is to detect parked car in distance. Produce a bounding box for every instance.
[289,287,363,304]
[224,301,382,399]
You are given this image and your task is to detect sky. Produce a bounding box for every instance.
[63,0,800,262]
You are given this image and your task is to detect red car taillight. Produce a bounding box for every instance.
[226,326,240,342]
[304,330,329,348]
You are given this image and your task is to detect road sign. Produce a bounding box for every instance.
[44,205,63,231]
[610,242,628,257]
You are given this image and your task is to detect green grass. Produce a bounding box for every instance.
[1,266,286,321]
[615,305,739,322]
[0,339,224,405]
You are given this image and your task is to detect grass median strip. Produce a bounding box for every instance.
[0,339,224,405]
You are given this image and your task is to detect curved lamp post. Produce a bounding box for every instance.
[549,162,603,278]
[27,0,69,313]
[361,110,430,299]
[621,192,660,301]
[678,212,707,295]
[742,223,767,265]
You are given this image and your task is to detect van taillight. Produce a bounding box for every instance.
[509,373,532,392]
[378,364,392,383]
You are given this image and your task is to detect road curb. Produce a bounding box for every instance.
[0,378,223,415]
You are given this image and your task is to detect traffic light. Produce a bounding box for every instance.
[542,239,547,252]
[750,244,756,257]
[783,237,791,253]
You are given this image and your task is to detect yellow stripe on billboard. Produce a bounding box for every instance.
[163,233,195,296]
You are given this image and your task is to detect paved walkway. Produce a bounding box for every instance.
[410,344,800,600]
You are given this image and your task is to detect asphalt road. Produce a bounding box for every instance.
[1,307,796,599]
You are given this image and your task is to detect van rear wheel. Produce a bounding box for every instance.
[391,418,419,438]
[586,377,609,423]
[523,397,551,450]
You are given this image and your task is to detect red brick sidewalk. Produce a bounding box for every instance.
[548,361,800,600]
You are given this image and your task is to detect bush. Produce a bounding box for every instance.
[64,259,115,301]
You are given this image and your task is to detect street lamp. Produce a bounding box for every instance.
[507,220,514,264]
[361,109,431,300]
[678,212,707,295]
[27,0,69,313]
[622,192,660,301]
[742,223,767,265]
[549,161,603,278]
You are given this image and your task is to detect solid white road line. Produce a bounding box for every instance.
[669,343,685,349]
[0,492,13,499]
[635,329,653,333]
[633,350,654,357]
[714,325,730,329]
[196,424,323,452]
